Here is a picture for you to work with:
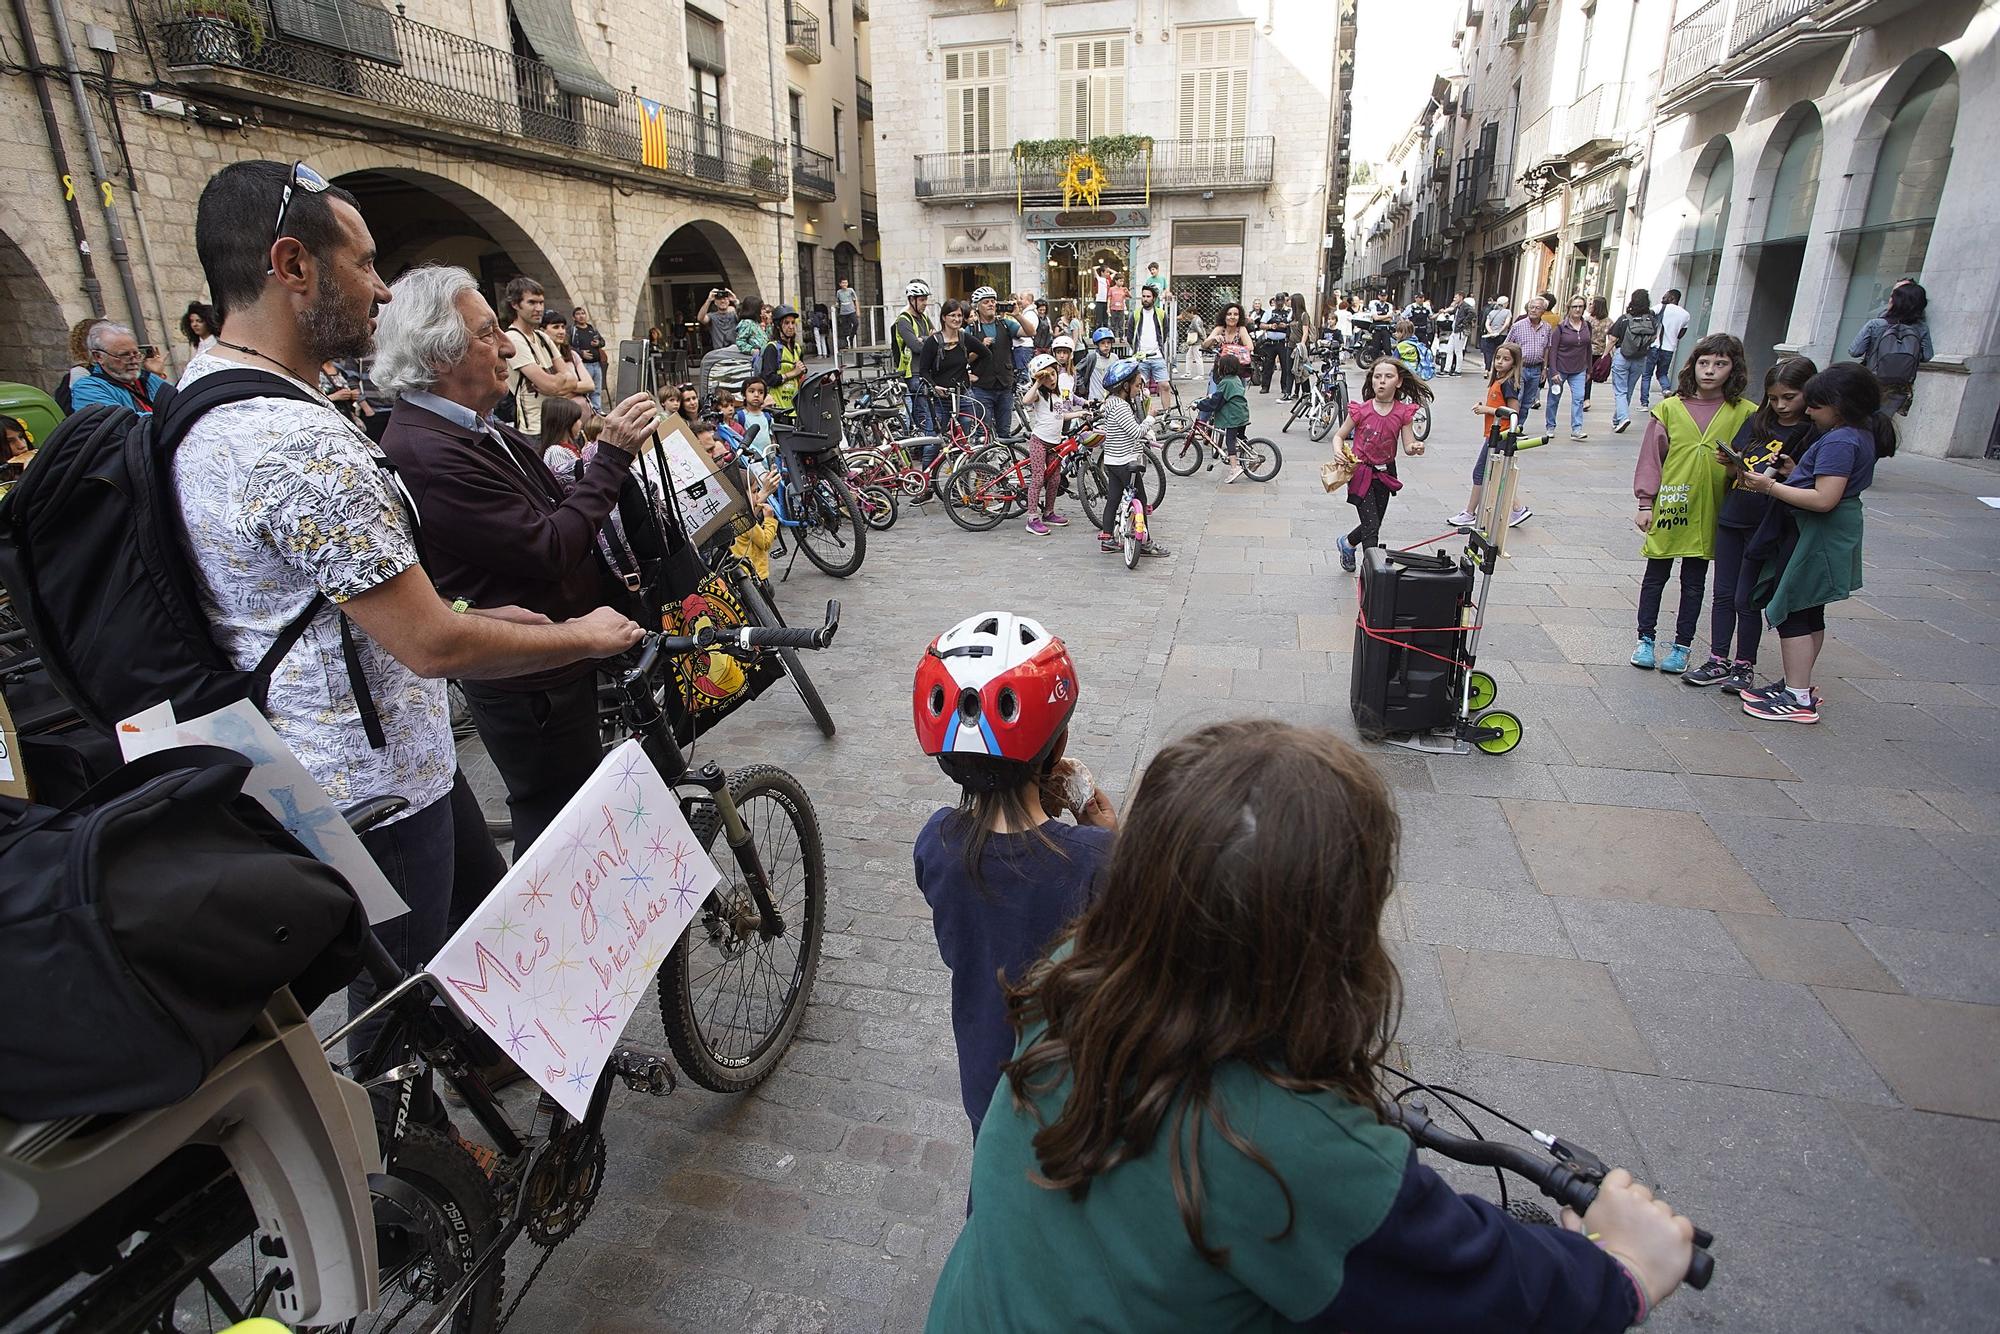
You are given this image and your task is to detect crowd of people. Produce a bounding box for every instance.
[0,145,1935,1332]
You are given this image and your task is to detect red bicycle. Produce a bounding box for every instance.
[942,422,1099,532]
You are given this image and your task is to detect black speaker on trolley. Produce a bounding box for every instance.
[1350,545,1473,740]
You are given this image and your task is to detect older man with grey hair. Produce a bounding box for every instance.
[70,320,172,414]
[377,263,660,853]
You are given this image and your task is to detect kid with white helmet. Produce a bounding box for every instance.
[913,613,1116,1141]
[1020,351,1086,536]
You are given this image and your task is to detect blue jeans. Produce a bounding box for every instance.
[1611,354,1651,427]
[349,790,455,1065]
[967,384,1013,440]
[1519,364,1545,413]
[584,359,604,411]
[908,380,935,435]
[1651,345,1675,394]
[1545,368,1588,433]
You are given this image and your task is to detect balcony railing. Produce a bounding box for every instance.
[785,10,821,63]
[150,0,788,200]
[856,77,873,120]
[861,191,878,229]
[1664,0,1729,91]
[793,143,835,199]
[914,136,1276,203]
[1730,0,1815,54]
[1561,82,1624,157]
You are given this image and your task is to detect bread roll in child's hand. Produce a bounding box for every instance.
[1041,758,1097,819]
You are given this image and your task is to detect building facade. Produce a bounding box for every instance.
[1639,0,1995,459]
[1,0,800,389]
[783,0,884,334]
[1343,0,1993,459]
[871,0,1346,330]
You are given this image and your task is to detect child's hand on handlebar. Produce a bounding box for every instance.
[1564,1168,1696,1313]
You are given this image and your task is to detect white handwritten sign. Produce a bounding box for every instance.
[427,739,721,1118]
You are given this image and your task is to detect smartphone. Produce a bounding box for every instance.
[1715,438,1753,470]
[614,339,648,402]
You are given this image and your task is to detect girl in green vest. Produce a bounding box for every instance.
[1630,333,1754,674]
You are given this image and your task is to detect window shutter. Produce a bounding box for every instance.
[685,10,725,74]
[509,0,617,105]
[267,0,401,66]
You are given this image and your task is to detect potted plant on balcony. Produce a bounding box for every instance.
[749,154,776,191]
[161,0,265,65]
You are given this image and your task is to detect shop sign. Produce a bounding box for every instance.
[1170,245,1244,275]
[1022,207,1150,236]
[942,225,1012,257]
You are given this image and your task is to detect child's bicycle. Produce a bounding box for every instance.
[1107,467,1151,570]
[1284,346,1349,441]
[1154,415,1282,482]
[942,422,1097,532]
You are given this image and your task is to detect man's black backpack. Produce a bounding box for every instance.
[0,369,336,737]
[1865,321,1924,385]
[0,744,365,1119]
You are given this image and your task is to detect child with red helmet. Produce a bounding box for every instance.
[913,613,1117,1141]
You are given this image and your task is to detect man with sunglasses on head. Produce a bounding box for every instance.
[69,320,172,414]
[174,160,645,1052]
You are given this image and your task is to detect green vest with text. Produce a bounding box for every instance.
[1642,395,1755,560]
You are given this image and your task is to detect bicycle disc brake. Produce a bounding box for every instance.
[522,1122,607,1247]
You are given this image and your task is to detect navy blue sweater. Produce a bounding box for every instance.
[913,808,1112,1137]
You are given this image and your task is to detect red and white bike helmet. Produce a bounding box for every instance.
[914,612,1079,787]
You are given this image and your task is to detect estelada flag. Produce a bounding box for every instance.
[639,97,669,170]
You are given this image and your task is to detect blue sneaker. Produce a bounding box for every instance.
[1659,643,1691,675]
[1336,533,1357,573]
[1630,637,1657,670]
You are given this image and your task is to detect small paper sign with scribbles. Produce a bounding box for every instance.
[427,738,722,1118]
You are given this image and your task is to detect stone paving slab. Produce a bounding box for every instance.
[1815,989,2000,1118]
[1504,800,1774,913]
[1439,949,1658,1073]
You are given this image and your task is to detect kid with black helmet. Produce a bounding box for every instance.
[913,614,1116,1141]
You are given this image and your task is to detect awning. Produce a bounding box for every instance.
[510,0,618,105]
[685,10,725,73]
[269,0,400,66]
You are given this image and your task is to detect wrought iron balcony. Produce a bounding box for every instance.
[785,10,821,63]
[793,144,835,200]
[912,136,1275,204]
[1664,0,1729,92]
[1730,0,1815,53]
[1561,83,1624,159]
[149,0,788,201]
[856,77,873,121]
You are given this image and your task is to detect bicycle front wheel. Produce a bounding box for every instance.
[942,462,1013,531]
[1241,437,1283,482]
[661,765,826,1092]
[1413,403,1432,442]
[1160,431,1204,476]
[798,475,867,578]
[1309,403,1337,442]
[859,483,899,531]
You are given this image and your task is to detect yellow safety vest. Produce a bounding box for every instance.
[894,309,934,376]
[769,340,804,412]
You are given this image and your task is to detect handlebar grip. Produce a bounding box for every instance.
[1686,1246,1714,1291]
[747,625,828,651]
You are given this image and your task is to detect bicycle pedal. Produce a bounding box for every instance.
[609,1045,678,1097]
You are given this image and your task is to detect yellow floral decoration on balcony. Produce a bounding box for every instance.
[1061,151,1108,209]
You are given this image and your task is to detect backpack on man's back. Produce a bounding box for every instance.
[1865,322,1924,385]
[0,369,329,737]
[1619,311,1659,362]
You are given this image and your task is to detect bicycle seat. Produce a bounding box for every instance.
[0,989,380,1325]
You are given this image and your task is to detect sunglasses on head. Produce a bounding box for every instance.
[269,160,329,274]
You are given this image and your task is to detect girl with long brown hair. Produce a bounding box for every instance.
[929,720,1696,1331]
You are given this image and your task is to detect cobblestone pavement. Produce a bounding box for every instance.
[464,364,2000,1333]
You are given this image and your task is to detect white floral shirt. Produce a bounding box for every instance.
[173,353,452,820]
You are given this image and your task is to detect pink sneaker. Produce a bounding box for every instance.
[1026,517,1050,536]
[1043,511,1069,527]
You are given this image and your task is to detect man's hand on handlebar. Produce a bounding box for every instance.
[575,605,647,657]
[1564,1168,1697,1313]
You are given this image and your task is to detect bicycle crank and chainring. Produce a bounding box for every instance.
[521,1122,607,1247]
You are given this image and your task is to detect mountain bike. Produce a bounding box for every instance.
[2,608,841,1334]
[1154,416,1282,482]
[768,436,866,578]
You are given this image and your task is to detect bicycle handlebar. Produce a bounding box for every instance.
[1383,1098,1715,1291]
[623,600,841,690]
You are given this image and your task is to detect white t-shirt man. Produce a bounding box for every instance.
[172,353,452,822]
[1093,269,1110,304]
[1134,305,1164,359]
[1657,301,1691,353]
